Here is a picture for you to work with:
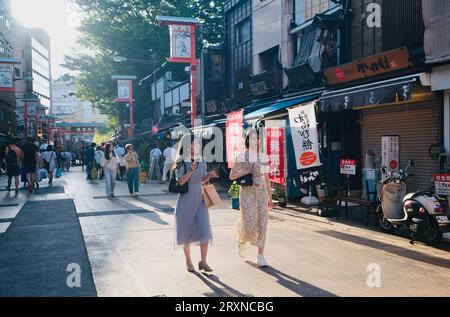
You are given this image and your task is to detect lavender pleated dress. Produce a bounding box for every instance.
[174,161,212,247]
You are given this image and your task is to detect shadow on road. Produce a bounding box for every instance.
[193,272,253,297]
[246,262,338,297]
[318,230,450,269]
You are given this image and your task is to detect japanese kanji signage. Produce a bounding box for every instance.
[289,103,321,170]
[117,80,131,100]
[170,24,193,61]
[226,110,244,168]
[382,136,400,181]
[266,127,285,184]
[0,63,14,91]
[433,174,450,196]
[324,47,411,85]
[340,159,357,175]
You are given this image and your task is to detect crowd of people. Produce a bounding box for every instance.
[0,137,82,194]
[82,141,176,198]
[2,132,274,271]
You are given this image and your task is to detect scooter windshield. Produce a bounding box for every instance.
[382,183,407,220]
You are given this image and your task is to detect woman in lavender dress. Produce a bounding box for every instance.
[174,134,218,273]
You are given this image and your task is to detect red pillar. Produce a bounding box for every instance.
[24,101,28,138]
[129,80,134,138]
[190,61,199,129]
[57,128,62,150]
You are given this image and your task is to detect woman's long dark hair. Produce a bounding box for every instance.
[105,143,116,160]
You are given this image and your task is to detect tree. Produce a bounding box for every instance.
[64,0,225,132]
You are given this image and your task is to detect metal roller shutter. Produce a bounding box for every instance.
[362,101,441,192]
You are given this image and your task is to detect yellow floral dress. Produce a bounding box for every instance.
[234,152,269,248]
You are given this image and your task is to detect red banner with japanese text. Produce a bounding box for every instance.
[226,110,244,168]
[266,127,285,184]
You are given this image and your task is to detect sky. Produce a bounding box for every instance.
[11,0,80,79]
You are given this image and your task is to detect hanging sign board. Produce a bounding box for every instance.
[266,127,285,184]
[289,103,321,170]
[0,63,14,91]
[340,159,357,175]
[117,80,131,100]
[226,110,244,168]
[169,24,194,62]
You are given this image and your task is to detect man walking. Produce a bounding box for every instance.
[85,143,96,181]
[5,138,22,194]
[20,137,39,193]
[114,144,126,181]
[148,144,162,182]
[162,142,175,183]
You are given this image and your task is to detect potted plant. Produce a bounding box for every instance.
[139,161,149,184]
[228,181,240,210]
[275,185,287,208]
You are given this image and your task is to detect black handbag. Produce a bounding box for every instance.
[236,173,253,186]
[168,161,189,194]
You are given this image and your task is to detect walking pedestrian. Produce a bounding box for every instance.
[114,144,126,181]
[230,129,273,267]
[80,146,85,171]
[20,137,39,193]
[148,144,162,182]
[95,146,104,179]
[101,143,118,198]
[124,144,140,197]
[5,138,22,194]
[85,143,96,181]
[162,142,176,183]
[42,145,57,185]
[173,134,218,273]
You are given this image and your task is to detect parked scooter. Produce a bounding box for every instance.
[377,160,450,246]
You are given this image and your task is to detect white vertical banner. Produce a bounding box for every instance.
[117,80,131,100]
[289,103,321,170]
[381,136,400,180]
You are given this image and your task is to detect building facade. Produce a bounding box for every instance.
[224,0,253,108]
[52,78,107,124]
[422,0,450,170]
[0,0,16,135]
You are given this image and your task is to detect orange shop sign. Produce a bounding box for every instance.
[324,47,412,86]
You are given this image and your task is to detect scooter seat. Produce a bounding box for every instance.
[404,191,434,201]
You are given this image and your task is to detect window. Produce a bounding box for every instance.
[236,18,250,45]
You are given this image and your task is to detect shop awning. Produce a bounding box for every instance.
[244,92,322,121]
[320,73,421,112]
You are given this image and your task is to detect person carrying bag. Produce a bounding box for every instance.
[202,182,222,209]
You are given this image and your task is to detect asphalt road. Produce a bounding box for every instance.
[1,168,449,297]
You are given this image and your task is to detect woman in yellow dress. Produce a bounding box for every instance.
[230,129,273,267]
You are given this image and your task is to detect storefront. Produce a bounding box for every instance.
[320,73,442,193]
[241,91,323,199]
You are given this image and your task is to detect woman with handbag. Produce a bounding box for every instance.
[101,143,118,198]
[230,129,273,267]
[173,134,218,273]
[42,145,57,185]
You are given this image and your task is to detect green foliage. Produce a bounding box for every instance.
[64,0,225,130]
[228,181,240,199]
[134,136,149,163]
[140,160,149,172]
[274,185,286,200]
